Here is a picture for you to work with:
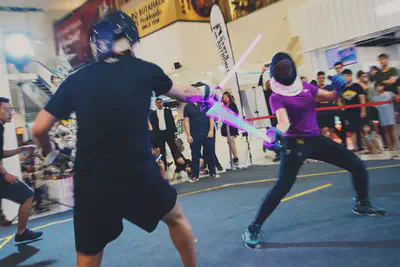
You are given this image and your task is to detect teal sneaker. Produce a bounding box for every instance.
[242,224,263,246]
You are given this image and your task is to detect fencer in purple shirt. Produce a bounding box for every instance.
[242,52,386,247]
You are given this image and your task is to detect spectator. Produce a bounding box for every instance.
[315,71,336,140]
[334,61,344,74]
[221,92,240,166]
[369,66,380,83]
[376,54,399,95]
[173,154,206,181]
[340,69,367,151]
[184,89,219,183]
[361,123,382,154]
[259,66,279,162]
[149,98,180,169]
[372,82,399,151]
[310,80,318,87]
[357,70,379,129]
[317,71,326,88]
[0,97,43,241]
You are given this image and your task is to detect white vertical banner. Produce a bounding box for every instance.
[210,5,243,118]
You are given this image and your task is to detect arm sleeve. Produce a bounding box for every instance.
[269,94,285,114]
[44,78,74,120]
[151,64,173,96]
[390,67,398,77]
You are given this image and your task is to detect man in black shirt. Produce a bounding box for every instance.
[183,91,219,183]
[0,97,42,242]
[340,69,367,151]
[32,11,219,267]
[376,54,399,94]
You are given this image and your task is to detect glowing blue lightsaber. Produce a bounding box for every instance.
[207,102,271,143]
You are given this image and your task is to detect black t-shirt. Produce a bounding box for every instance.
[376,67,398,94]
[341,83,364,112]
[183,103,210,135]
[44,56,173,177]
[0,124,4,160]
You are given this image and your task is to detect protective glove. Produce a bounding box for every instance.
[331,74,347,96]
[263,127,283,152]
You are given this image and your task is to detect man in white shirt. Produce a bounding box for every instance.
[150,98,179,169]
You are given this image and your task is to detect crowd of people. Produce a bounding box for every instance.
[149,86,241,184]
[261,53,399,155]
[148,53,399,184]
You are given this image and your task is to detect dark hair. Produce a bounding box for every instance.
[222,91,234,104]
[378,53,388,59]
[310,80,318,86]
[300,76,307,80]
[334,61,343,67]
[370,66,380,72]
[0,97,10,107]
[375,82,384,88]
[155,97,163,102]
[342,69,352,75]
[317,71,325,76]
[357,70,365,79]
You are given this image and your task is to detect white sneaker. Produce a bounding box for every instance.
[212,174,221,179]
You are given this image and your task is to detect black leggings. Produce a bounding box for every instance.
[253,135,369,226]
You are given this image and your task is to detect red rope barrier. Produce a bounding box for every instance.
[246,99,399,122]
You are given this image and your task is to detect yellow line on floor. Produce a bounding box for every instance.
[0,236,12,249]
[282,184,332,202]
[178,164,400,197]
[0,163,399,249]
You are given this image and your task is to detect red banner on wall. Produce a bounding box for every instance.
[54,0,117,69]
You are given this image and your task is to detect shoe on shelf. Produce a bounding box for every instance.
[217,165,224,171]
[15,229,43,243]
[242,224,263,246]
[353,198,387,216]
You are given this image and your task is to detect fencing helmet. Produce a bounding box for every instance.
[269,52,303,96]
[90,11,140,61]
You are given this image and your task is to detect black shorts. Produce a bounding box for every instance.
[0,178,34,204]
[73,160,177,255]
[345,111,362,133]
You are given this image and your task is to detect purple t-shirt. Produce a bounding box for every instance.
[269,82,320,137]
